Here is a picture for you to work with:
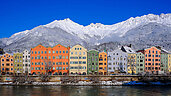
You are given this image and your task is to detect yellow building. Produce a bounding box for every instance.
[13,52,23,74]
[168,54,171,72]
[127,53,136,74]
[69,45,87,75]
[99,52,107,75]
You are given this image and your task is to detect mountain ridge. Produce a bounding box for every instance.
[0,13,171,53]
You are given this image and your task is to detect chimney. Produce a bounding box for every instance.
[128,44,132,48]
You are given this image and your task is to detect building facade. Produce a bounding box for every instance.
[121,46,136,74]
[99,52,107,75]
[13,52,23,74]
[108,49,127,74]
[87,50,99,75]
[23,49,31,74]
[144,46,161,74]
[31,44,70,75]
[127,53,137,74]
[51,44,70,75]
[69,45,87,75]
[0,54,14,74]
[168,54,171,72]
[161,53,168,73]
[136,52,145,74]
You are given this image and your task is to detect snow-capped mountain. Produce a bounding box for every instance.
[45,13,171,39]
[0,13,171,53]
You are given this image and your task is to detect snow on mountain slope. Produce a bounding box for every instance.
[44,13,171,39]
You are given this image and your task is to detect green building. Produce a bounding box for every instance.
[136,51,145,74]
[87,50,99,75]
[156,47,169,73]
[161,53,168,73]
[13,52,23,74]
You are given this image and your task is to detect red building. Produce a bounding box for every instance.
[31,44,70,75]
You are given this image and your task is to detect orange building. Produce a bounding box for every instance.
[144,46,161,74]
[0,53,14,75]
[99,52,107,75]
[31,44,70,75]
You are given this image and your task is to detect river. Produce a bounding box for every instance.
[0,86,170,96]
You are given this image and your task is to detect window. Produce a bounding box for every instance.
[59,55,62,59]
[60,51,61,53]
[63,51,65,53]
[49,51,51,53]
[59,67,62,70]
[38,51,40,54]
[6,59,9,61]
[45,51,47,54]
[35,51,37,54]
[83,57,86,59]
[83,61,86,64]
[53,51,55,53]
[41,51,43,54]
[71,52,73,55]
[75,52,77,55]
[56,51,58,53]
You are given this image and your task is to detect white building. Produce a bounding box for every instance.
[108,49,128,74]
[23,49,31,74]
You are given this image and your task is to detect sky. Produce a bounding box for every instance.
[0,0,170,38]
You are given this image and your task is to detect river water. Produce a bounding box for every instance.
[0,86,171,96]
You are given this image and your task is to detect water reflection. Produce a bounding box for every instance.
[0,86,170,96]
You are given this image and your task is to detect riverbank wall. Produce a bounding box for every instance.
[1,75,171,86]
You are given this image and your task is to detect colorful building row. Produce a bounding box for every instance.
[1,44,171,75]
[0,49,31,75]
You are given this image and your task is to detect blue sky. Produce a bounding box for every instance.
[0,0,170,38]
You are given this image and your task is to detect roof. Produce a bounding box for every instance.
[160,48,170,54]
[136,50,145,54]
[121,46,136,53]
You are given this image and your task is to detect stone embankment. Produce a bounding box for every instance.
[0,75,171,86]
